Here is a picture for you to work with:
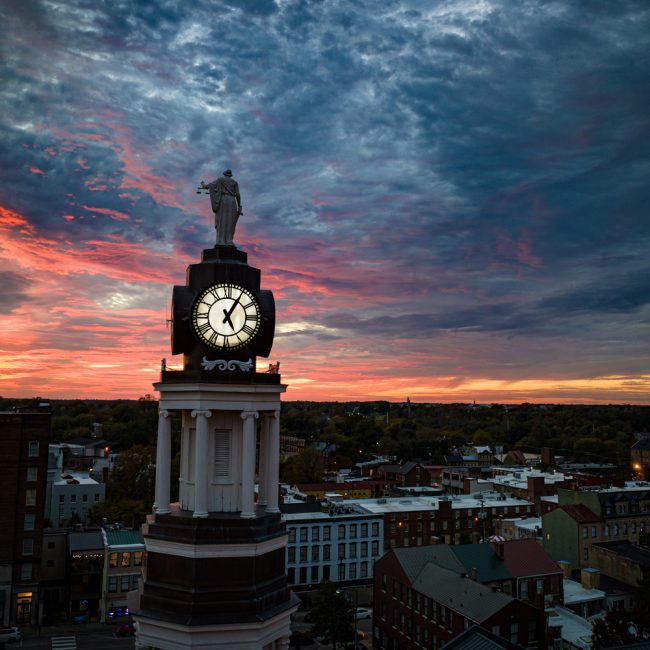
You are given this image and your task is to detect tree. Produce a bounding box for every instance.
[591,609,637,648]
[108,445,156,504]
[309,581,354,649]
[281,448,325,484]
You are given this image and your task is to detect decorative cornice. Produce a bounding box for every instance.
[201,357,253,372]
[144,534,288,559]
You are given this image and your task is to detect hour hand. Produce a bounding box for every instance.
[222,308,234,329]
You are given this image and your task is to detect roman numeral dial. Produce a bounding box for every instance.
[191,283,261,351]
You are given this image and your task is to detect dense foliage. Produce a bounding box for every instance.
[308,581,355,649]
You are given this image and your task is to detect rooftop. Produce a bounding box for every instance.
[68,530,104,552]
[103,529,144,548]
[563,578,606,605]
[496,539,562,578]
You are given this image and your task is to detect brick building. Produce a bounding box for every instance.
[0,405,51,626]
[373,545,546,649]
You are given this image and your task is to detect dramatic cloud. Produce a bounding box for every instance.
[0,0,649,402]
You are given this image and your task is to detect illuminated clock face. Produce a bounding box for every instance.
[191,284,261,350]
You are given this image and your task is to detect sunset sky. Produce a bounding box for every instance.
[1,1,649,403]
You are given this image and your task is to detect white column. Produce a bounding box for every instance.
[191,410,212,518]
[266,410,280,513]
[153,410,172,515]
[240,411,259,518]
[257,414,270,507]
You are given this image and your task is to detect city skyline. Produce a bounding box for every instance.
[1,1,649,404]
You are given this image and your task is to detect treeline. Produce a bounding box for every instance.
[2,397,649,465]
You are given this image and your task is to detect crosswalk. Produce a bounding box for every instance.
[51,636,77,650]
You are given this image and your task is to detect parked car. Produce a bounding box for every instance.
[0,627,22,643]
[117,622,136,637]
[355,607,372,620]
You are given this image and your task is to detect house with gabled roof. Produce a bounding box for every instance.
[374,544,546,649]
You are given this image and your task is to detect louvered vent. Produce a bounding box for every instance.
[214,429,231,479]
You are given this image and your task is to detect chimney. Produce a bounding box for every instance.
[557,560,572,579]
[581,567,600,589]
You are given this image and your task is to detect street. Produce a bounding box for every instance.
[19,629,135,650]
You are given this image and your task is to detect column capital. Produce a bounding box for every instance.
[240,410,259,421]
[159,409,171,419]
[262,410,280,420]
[191,409,212,419]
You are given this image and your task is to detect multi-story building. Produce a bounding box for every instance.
[69,530,104,621]
[46,472,106,526]
[489,469,573,514]
[542,483,650,569]
[100,528,144,622]
[345,493,535,548]
[282,501,384,590]
[292,480,391,500]
[376,462,432,487]
[40,528,68,624]
[0,405,51,626]
[374,545,546,649]
[279,434,305,458]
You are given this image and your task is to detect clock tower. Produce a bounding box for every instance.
[134,181,298,649]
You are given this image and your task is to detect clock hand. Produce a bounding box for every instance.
[222,293,242,325]
[222,308,234,329]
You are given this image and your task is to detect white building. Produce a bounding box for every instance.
[282,501,384,589]
[46,471,106,526]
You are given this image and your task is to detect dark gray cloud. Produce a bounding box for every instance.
[0,271,31,313]
[1,0,649,400]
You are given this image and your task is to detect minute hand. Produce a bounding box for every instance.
[222,293,242,325]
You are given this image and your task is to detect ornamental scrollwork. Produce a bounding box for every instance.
[201,357,253,372]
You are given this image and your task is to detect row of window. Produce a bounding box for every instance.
[287,540,380,563]
[288,560,370,585]
[108,551,143,568]
[58,493,101,503]
[108,573,139,592]
[288,521,380,543]
[582,521,647,538]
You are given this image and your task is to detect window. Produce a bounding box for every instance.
[350,543,357,558]
[372,522,379,536]
[583,527,588,538]
[592,526,597,538]
[312,527,320,541]
[25,489,36,506]
[323,544,330,560]
[372,540,379,556]
[82,494,88,502]
[121,552,130,567]
[300,528,308,542]
[214,429,231,479]
[288,547,295,563]
[300,547,307,562]
[338,524,346,539]
[311,546,319,561]
[27,467,38,482]
[510,622,518,642]
[361,523,368,536]
[338,564,345,581]
[528,620,537,641]
[349,563,357,579]
[24,514,35,531]
[94,493,100,502]
[70,494,77,503]
[132,574,139,589]
[338,543,345,559]
[521,581,528,599]
[288,529,296,543]
[350,524,357,538]
[120,575,130,591]
[311,566,319,582]
[381,573,387,591]
[108,576,118,592]
[361,541,368,557]
[59,494,65,503]
[133,551,143,566]
[109,553,118,568]
[536,579,544,593]
[361,561,368,578]
[21,563,32,580]
[323,526,331,541]
[22,539,33,555]
[47,541,55,549]
[28,441,39,457]
[583,547,589,561]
